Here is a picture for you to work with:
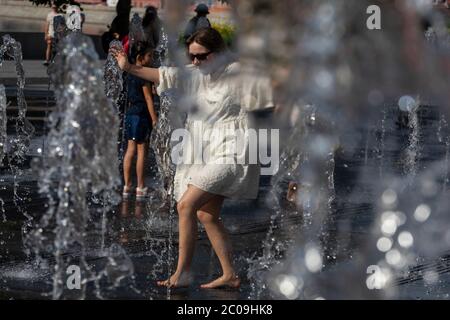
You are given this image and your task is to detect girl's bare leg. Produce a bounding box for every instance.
[123,140,136,188]
[45,39,52,63]
[157,185,217,288]
[136,142,147,189]
[197,197,240,289]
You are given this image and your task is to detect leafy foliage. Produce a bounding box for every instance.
[211,22,236,48]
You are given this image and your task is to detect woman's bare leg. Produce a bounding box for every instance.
[45,39,52,63]
[197,197,240,289]
[136,142,147,189]
[123,140,136,188]
[157,185,217,287]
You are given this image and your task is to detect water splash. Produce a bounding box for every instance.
[0,85,6,224]
[0,0,449,300]
[437,114,450,191]
[104,40,127,182]
[401,97,421,184]
[104,40,124,107]
[149,90,179,298]
[0,35,35,164]
[26,33,123,299]
[379,107,387,179]
[0,35,35,235]
[154,26,169,67]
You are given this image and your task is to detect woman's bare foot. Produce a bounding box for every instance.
[156,272,192,288]
[200,274,241,289]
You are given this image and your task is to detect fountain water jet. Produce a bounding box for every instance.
[26,33,126,299]
[0,85,6,164]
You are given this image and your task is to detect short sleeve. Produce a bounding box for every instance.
[156,66,179,96]
[240,73,274,112]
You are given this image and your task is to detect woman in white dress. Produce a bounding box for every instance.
[113,28,273,289]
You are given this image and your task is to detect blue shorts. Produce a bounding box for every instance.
[124,114,151,143]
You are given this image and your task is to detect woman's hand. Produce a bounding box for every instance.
[152,118,158,127]
[111,48,130,72]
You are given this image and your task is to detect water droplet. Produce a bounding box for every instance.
[398,95,418,112]
[398,231,414,248]
[414,204,431,222]
[386,249,403,266]
[381,189,397,208]
[423,270,439,284]
[381,216,397,235]
[276,274,302,299]
[377,237,393,252]
[305,247,323,273]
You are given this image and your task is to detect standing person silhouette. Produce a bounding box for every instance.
[183,3,212,43]
[44,3,60,66]
[142,6,162,50]
[101,0,131,54]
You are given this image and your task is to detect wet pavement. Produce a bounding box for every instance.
[0,84,450,300]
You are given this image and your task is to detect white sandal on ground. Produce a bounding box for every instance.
[136,187,148,200]
[123,185,133,198]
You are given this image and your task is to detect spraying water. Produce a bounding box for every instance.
[0,85,6,164]
[0,35,35,165]
[26,33,123,299]
[104,40,124,106]
[0,35,35,238]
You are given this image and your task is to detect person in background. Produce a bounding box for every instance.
[142,6,162,50]
[183,3,211,43]
[101,0,131,54]
[44,3,60,66]
[122,41,158,200]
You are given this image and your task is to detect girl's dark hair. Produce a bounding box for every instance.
[186,27,226,53]
[130,41,153,64]
[110,15,129,39]
[142,6,161,49]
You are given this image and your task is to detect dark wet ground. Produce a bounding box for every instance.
[1,85,450,299]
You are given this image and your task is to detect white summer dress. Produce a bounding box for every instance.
[156,62,274,202]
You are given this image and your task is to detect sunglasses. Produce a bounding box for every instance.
[189,51,211,62]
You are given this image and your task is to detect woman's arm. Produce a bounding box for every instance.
[142,83,158,126]
[127,64,160,85]
[113,49,160,84]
